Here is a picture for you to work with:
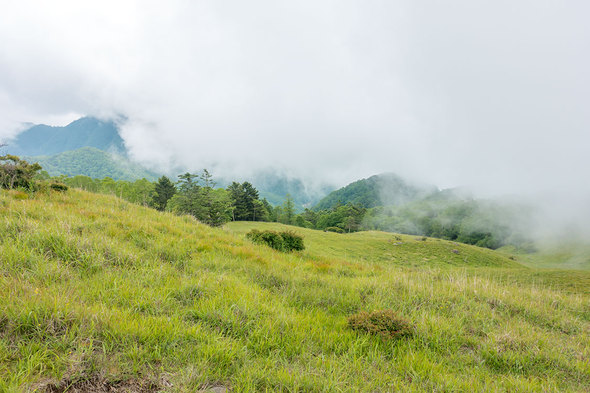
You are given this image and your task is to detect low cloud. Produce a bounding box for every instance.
[0,1,588,219]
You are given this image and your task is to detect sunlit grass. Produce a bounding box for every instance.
[1,189,589,392]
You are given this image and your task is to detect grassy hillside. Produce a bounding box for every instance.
[1,189,590,392]
[227,222,590,295]
[500,242,590,271]
[226,222,521,269]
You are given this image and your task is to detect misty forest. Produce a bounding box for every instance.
[1,1,590,393]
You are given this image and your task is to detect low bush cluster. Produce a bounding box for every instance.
[49,182,69,192]
[325,226,345,234]
[0,155,42,190]
[348,309,412,339]
[246,229,305,252]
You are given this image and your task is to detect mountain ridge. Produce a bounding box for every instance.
[6,117,125,157]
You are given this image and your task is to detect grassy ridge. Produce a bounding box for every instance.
[225,222,521,268]
[1,189,589,392]
[228,222,590,295]
[500,243,590,271]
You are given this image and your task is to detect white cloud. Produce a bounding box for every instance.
[0,0,588,202]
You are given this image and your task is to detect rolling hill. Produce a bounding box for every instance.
[1,188,589,391]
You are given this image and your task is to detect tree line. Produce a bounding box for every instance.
[1,153,531,250]
[55,170,368,232]
[56,170,273,227]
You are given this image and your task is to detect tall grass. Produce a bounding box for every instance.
[0,189,589,392]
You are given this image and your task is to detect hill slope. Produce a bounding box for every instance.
[226,222,521,269]
[7,117,125,157]
[27,146,159,181]
[314,173,437,210]
[1,189,590,392]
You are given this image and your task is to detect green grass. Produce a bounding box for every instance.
[1,189,590,392]
[226,222,522,268]
[500,242,590,270]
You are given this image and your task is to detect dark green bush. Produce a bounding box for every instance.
[246,229,305,252]
[50,183,69,192]
[0,155,42,190]
[348,310,412,339]
[280,230,305,251]
[325,226,344,234]
[247,229,284,251]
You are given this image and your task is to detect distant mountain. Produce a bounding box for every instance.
[6,117,125,157]
[27,147,158,181]
[313,173,437,211]
[6,116,333,202]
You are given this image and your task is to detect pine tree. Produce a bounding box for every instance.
[152,176,176,211]
[281,194,295,225]
[227,181,264,221]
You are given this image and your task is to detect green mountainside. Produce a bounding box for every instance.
[4,117,159,182]
[311,175,535,251]
[27,146,159,181]
[1,188,590,391]
[314,173,437,210]
[363,189,536,250]
[7,117,125,157]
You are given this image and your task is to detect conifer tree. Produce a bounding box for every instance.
[152,176,176,210]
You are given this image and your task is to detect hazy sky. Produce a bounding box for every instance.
[1,1,589,199]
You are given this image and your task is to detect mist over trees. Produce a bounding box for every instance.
[13,156,535,251]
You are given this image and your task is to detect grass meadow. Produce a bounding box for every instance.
[1,189,589,392]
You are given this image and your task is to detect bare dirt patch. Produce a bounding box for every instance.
[37,375,171,393]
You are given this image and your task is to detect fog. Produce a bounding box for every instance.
[1,1,589,226]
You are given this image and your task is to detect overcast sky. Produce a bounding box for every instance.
[1,1,589,200]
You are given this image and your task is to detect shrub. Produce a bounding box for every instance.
[348,310,412,339]
[246,229,305,252]
[247,229,283,251]
[325,227,344,234]
[280,230,305,251]
[0,155,42,190]
[50,183,69,192]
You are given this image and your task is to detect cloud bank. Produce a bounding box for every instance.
[0,0,588,202]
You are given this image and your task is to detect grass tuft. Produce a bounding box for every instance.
[348,309,413,339]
